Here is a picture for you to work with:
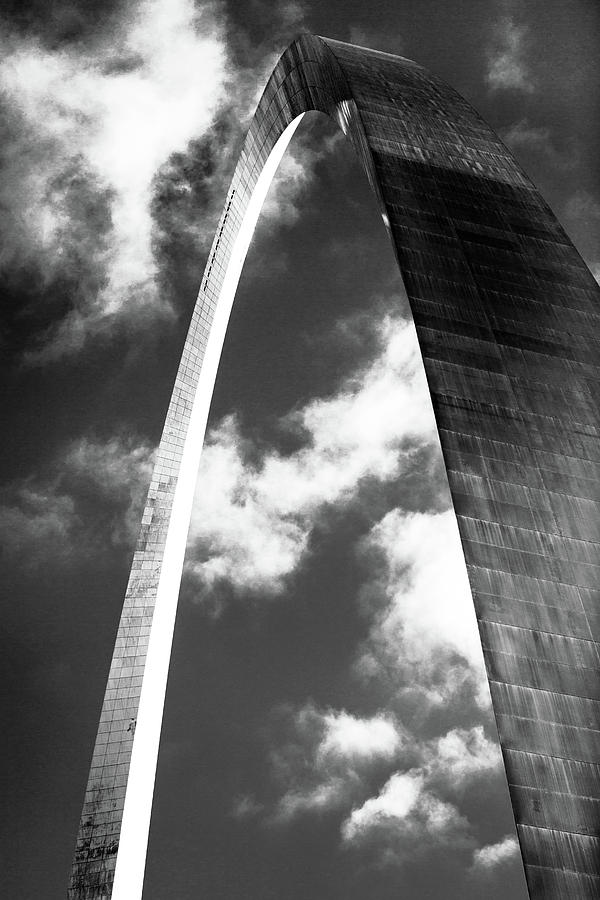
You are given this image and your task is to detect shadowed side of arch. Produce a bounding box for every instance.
[69,34,600,900]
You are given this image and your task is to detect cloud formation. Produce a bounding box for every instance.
[341,770,470,862]
[318,709,401,764]
[181,293,511,869]
[500,120,551,152]
[355,508,489,709]
[249,699,502,869]
[429,725,501,786]
[486,17,534,93]
[0,0,338,365]
[0,433,154,566]
[471,835,519,872]
[186,315,437,598]
[260,127,343,228]
[0,484,77,566]
[0,0,228,361]
[186,301,506,870]
[339,724,501,857]
[265,703,406,823]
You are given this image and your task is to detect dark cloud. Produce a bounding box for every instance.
[151,109,243,315]
[0,0,128,49]
[0,148,115,362]
[221,0,308,71]
[0,432,153,570]
[500,118,578,171]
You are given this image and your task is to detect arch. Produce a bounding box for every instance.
[69,35,600,900]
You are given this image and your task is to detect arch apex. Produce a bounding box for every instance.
[69,34,600,900]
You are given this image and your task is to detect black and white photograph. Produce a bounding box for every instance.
[2,1,599,898]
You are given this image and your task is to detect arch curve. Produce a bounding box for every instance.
[69,35,600,900]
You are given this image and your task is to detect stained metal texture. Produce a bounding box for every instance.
[69,34,600,899]
[324,37,600,898]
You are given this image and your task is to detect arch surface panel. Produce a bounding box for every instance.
[69,34,600,900]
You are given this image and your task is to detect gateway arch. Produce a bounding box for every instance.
[69,35,600,900]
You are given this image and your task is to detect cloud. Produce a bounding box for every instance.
[224,0,308,89]
[355,508,489,709]
[64,434,155,545]
[0,0,334,364]
[486,17,534,93]
[251,696,502,862]
[0,0,229,361]
[0,485,77,565]
[500,120,551,152]
[267,703,407,823]
[181,304,507,866]
[471,835,519,872]
[186,414,310,597]
[186,315,437,599]
[260,127,343,228]
[318,709,401,764]
[0,433,154,567]
[426,725,501,787]
[499,119,575,170]
[339,725,501,864]
[267,714,500,825]
[341,770,470,863]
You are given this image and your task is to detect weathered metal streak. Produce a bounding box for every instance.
[69,34,600,899]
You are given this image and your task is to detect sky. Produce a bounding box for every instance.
[1,1,599,898]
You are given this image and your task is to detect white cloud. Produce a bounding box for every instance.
[342,770,424,837]
[255,700,501,856]
[267,703,406,823]
[355,508,489,708]
[318,710,401,764]
[0,0,229,360]
[187,315,437,597]
[182,306,504,866]
[341,769,470,862]
[472,835,519,871]
[338,725,500,863]
[186,415,309,596]
[0,0,337,363]
[260,129,342,227]
[486,17,534,93]
[426,726,501,786]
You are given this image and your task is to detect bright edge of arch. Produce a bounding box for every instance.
[111,112,306,900]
